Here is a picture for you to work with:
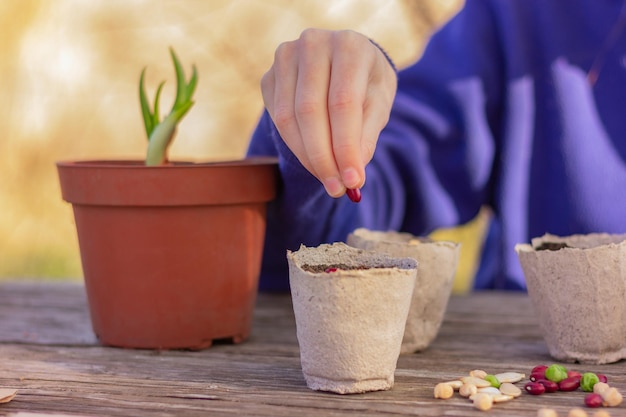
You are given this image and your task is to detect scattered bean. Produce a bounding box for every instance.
[434,382,454,399]
[585,393,604,408]
[593,382,610,395]
[461,376,492,388]
[476,386,501,396]
[459,383,477,398]
[568,407,589,417]
[525,381,546,395]
[499,382,522,397]
[494,372,525,384]
[531,371,547,382]
[491,394,514,403]
[546,364,568,382]
[484,374,500,388]
[559,376,581,392]
[537,379,559,393]
[597,374,608,384]
[472,393,493,411]
[600,387,623,407]
[470,369,488,379]
[537,408,558,417]
[581,373,600,392]
[442,380,463,390]
[568,371,583,381]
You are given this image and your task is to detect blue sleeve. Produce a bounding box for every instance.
[247,0,504,291]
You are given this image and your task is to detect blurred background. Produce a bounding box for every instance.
[1,0,486,291]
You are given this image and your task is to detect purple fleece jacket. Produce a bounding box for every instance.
[247,0,626,291]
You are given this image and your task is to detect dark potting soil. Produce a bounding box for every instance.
[534,242,571,251]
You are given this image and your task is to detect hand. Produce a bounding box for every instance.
[261,29,398,197]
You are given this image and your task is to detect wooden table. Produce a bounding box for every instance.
[0,282,624,417]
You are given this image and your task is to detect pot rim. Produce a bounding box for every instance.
[57,156,279,206]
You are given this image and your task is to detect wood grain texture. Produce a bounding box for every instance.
[0,282,625,416]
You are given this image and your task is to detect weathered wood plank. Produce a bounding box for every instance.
[0,282,625,416]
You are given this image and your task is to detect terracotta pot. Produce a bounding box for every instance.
[347,228,460,354]
[56,157,278,349]
[516,233,626,364]
[287,242,417,394]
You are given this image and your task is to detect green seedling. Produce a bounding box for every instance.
[140,47,198,165]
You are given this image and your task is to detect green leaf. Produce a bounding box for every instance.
[139,68,154,139]
[140,47,197,165]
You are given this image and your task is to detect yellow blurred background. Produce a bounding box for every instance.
[1,0,486,290]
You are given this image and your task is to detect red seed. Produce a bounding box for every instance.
[537,379,559,393]
[597,374,608,383]
[567,370,582,381]
[530,371,547,382]
[531,365,549,374]
[346,188,361,203]
[324,267,338,273]
[558,376,581,392]
[524,381,546,395]
[584,393,604,408]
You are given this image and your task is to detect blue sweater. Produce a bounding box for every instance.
[247,0,626,291]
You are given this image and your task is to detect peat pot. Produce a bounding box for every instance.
[516,233,626,364]
[287,242,417,394]
[347,228,460,354]
[57,157,278,350]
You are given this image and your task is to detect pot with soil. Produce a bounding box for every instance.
[57,157,278,349]
[287,242,417,394]
[515,233,626,364]
[347,228,460,353]
[56,48,278,349]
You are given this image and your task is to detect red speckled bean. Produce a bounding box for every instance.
[525,381,546,395]
[585,393,604,408]
[558,376,580,392]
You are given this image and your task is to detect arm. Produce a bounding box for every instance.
[248,0,504,290]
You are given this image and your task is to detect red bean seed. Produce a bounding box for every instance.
[567,371,582,381]
[558,376,581,392]
[324,267,338,273]
[532,365,549,374]
[346,188,361,203]
[531,371,547,382]
[585,393,604,408]
[537,379,559,393]
[597,374,608,383]
[525,381,546,395]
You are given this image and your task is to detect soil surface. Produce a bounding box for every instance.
[534,242,571,251]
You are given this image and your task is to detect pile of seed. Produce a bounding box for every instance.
[433,369,525,411]
[432,365,623,416]
[525,364,623,416]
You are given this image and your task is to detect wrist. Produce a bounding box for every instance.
[369,39,398,75]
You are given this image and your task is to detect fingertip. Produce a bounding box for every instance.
[323,176,345,198]
[341,167,362,189]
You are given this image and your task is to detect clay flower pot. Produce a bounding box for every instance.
[287,242,417,394]
[347,228,460,354]
[516,233,626,364]
[56,157,278,350]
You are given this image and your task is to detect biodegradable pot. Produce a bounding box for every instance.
[347,228,460,354]
[516,233,626,364]
[287,242,417,394]
[56,157,278,350]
